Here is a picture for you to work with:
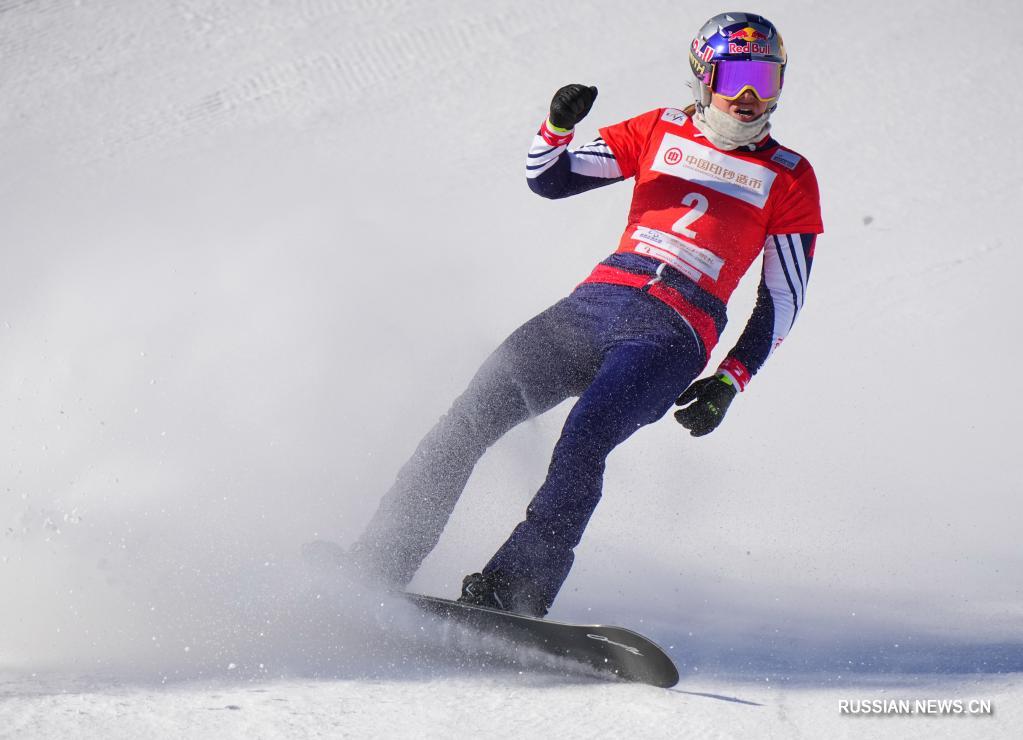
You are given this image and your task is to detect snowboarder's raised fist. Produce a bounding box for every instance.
[548,84,598,130]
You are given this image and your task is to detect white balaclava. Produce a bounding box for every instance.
[692,103,771,152]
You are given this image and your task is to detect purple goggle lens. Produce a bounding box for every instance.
[711,60,782,102]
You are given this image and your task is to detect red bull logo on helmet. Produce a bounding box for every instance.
[725,25,771,55]
[727,26,768,43]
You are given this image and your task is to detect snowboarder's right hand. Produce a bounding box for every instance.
[548,84,598,131]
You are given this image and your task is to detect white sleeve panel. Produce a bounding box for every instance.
[762,234,808,353]
[568,138,623,179]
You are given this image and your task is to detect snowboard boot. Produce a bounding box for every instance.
[457,571,549,618]
[458,572,509,611]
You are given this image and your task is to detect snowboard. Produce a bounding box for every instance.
[404,592,679,688]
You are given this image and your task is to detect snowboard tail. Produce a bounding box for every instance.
[404,592,679,688]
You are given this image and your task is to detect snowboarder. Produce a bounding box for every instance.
[343,12,823,617]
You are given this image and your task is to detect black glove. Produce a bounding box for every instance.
[548,84,598,130]
[674,375,738,437]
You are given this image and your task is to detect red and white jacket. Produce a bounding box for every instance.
[526,107,823,391]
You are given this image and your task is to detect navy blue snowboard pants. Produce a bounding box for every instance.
[356,282,707,612]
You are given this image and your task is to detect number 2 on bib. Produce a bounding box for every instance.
[670,192,708,239]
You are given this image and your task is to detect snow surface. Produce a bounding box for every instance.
[1,0,1021,737]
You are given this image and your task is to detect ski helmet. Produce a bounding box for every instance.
[688,12,787,112]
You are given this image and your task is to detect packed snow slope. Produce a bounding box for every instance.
[1,0,1021,737]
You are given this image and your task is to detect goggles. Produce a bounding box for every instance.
[710,60,783,102]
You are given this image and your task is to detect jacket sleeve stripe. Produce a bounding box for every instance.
[577,137,613,151]
[527,145,558,158]
[783,234,806,307]
[526,154,564,174]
